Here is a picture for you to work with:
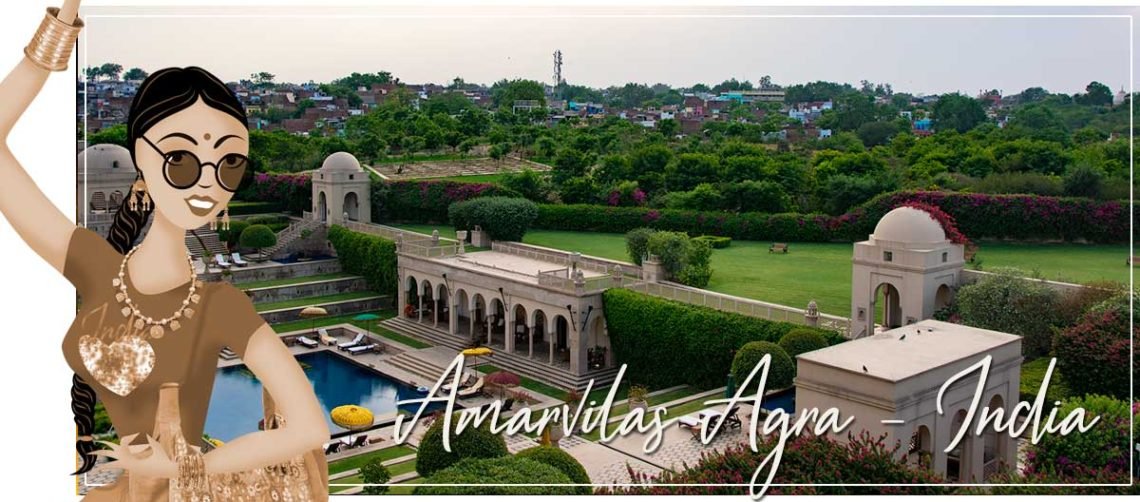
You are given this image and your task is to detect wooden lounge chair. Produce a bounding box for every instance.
[346,343,380,355]
[296,336,319,349]
[769,243,789,254]
[724,406,743,429]
[318,328,337,346]
[323,442,342,455]
[457,377,485,398]
[231,252,249,267]
[213,254,233,269]
[339,434,368,450]
[337,332,366,350]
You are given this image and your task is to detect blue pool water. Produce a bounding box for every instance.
[760,388,796,414]
[204,351,436,441]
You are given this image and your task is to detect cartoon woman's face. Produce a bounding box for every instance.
[133,99,249,230]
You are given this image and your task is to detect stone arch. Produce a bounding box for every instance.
[909,424,933,470]
[404,275,419,306]
[874,282,903,329]
[948,409,972,482]
[532,309,548,347]
[511,304,529,355]
[553,314,570,354]
[344,191,360,221]
[455,288,470,332]
[317,191,328,222]
[935,283,954,311]
[587,315,611,369]
[983,394,1005,480]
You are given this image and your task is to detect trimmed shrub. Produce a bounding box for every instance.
[327,225,398,295]
[359,457,391,495]
[694,235,732,249]
[1025,395,1133,476]
[778,328,829,359]
[602,288,842,389]
[597,431,948,495]
[1017,357,1069,404]
[625,227,656,265]
[731,341,794,391]
[954,268,1061,358]
[372,179,521,223]
[516,446,591,494]
[448,196,538,241]
[532,190,1129,244]
[218,220,250,248]
[238,224,277,254]
[1052,291,1136,400]
[414,412,509,477]
[414,457,575,495]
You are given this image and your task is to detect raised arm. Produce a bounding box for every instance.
[0,0,83,274]
[202,324,329,473]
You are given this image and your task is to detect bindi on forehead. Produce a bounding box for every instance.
[203,133,212,141]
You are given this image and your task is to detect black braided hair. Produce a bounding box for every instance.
[72,67,246,475]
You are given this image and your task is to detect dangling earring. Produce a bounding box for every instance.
[129,179,150,212]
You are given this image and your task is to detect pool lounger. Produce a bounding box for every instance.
[337,332,366,350]
[346,343,379,355]
[296,336,319,349]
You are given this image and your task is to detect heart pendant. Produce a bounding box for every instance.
[77,335,155,397]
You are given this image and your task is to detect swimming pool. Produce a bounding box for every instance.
[204,350,435,441]
[760,388,796,414]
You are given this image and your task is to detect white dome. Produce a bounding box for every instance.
[872,206,947,245]
[77,144,134,172]
[319,151,363,173]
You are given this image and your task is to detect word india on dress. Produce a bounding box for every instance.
[392,355,1097,499]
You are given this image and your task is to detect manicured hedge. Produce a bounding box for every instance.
[414,457,575,495]
[414,413,509,477]
[448,197,538,241]
[533,191,1128,243]
[228,200,284,215]
[237,172,311,215]
[371,180,521,224]
[694,235,732,249]
[602,288,844,389]
[778,328,830,359]
[327,225,398,296]
[859,191,1128,243]
[515,446,591,494]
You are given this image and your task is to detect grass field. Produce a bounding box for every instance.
[390,223,1128,317]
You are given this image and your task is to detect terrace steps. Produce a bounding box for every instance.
[385,352,450,384]
[381,317,619,392]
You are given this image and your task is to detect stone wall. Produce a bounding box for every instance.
[959,269,1092,296]
[245,276,369,304]
[201,259,343,284]
[257,296,391,324]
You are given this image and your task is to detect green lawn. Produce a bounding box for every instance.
[409,173,511,184]
[238,272,355,290]
[255,291,381,313]
[327,445,416,475]
[389,223,1128,317]
[388,478,426,494]
[330,458,419,494]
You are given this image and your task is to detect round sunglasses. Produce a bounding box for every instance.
[141,135,249,192]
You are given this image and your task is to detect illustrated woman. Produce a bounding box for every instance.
[0,2,329,500]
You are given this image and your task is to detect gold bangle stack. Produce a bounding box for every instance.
[24,7,84,72]
[173,435,210,498]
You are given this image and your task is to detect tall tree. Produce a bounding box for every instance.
[123,67,148,81]
[1075,81,1113,106]
[99,63,123,81]
[931,93,986,133]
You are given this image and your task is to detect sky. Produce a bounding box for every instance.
[81,5,1137,96]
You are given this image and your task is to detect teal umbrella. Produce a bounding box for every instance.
[354,313,381,336]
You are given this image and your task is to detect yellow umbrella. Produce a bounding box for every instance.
[461,347,493,369]
[330,405,374,431]
[299,306,329,335]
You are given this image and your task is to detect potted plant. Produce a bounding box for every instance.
[627,384,649,412]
